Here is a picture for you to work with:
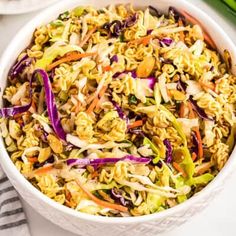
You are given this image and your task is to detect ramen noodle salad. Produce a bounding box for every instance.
[0,5,235,216]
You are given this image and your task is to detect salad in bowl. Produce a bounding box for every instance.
[0,3,235,218]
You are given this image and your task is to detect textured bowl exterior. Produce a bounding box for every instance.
[0,0,236,235]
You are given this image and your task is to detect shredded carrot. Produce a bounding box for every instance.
[75,102,81,113]
[179,102,185,118]
[86,86,107,114]
[47,52,97,71]
[128,35,154,46]
[178,19,185,42]
[90,171,99,179]
[191,152,197,161]
[172,162,187,178]
[79,27,97,48]
[75,179,128,212]
[31,99,37,112]
[180,11,216,49]
[27,157,38,163]
[34,165,53,175]
[128,120,143,129]
[193,127,203,159]
[87,97,99,114]
[95,86,108,110]
[199,81,215,91]
[15,117,24,126]
[167,89,172,98]
[187,102,196,119]
[215,78,222,84]
[65,199,77,208]
[71,105,76,113]
[102,65,112,72]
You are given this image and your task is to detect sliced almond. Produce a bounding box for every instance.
[38,147,51,163]
[47,134,63,154]
[170,90,186,101]
[195,162,213,175]
[136,56,155,78]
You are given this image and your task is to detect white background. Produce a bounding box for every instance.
[0,1,236,235]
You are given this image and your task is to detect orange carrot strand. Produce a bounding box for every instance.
[34,165,53,175]
[179,102,185,118]
[128,35,154,46]
[199,81,215,91]
[75,179,128,212]
[128,120,143,129]
[187,102,196,119]
[193,127,203,159]
[102,65,112,72]
[180,11,216,49]
[173,162,187,178]
[86,86,107,114]
[191,152,197,161]
[47,52,97,71]
[27,157,38,163]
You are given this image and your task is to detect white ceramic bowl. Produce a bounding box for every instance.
[0,0,236,235]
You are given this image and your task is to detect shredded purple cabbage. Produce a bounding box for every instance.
[163,139,173,164]
[0,71,34,118]
[10,55,32,78]
[160,38,173,47]
[111,188,129,206]
[192,131,199,156]
[145,77,156,90]
[189,95,213,121]
[67,155,151,167]
[123,13,138,28]
[176,80,212,121]
[148,6,161,17]
[177,79,187,92]
[34,69,67,140]
[210,66,214,72]
[103,13,138,37]
[130,70,137,78]
[156,160,163,168]
[1,69,66,140]
[0,103,32,118]
[110,55,118,64]
[147,29,153,35]
[110,20,123,37]
[111,100,126,120]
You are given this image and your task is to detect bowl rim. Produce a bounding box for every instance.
[0,0,236,225]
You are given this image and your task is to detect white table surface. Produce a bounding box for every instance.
[0,1,236,236]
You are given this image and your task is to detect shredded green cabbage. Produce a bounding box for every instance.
[35,43,83,69]
[143,137,161,163]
